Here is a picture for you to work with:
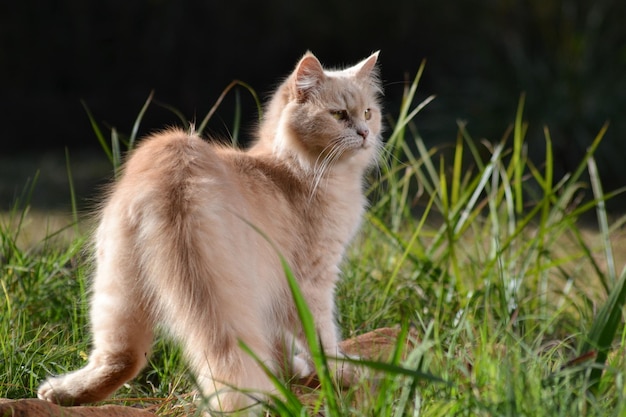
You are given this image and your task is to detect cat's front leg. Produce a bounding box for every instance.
[298,287,360,387]
[317,324,361,387]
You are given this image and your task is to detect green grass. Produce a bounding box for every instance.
[2,66,626,416]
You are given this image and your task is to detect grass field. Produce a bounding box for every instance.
[2,68,626,416]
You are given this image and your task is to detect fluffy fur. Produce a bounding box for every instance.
[38,51,383,413]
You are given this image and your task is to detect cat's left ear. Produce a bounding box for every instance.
[353,51,380,80]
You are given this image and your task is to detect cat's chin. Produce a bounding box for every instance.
[345,143,380,167]
[326,136,379,162]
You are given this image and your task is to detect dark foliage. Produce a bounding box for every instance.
[1,0,625,207]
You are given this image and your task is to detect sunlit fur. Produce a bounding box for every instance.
[38,51,383,414]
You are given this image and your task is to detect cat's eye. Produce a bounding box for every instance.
[330,110,349,121]
[364,108,372,120]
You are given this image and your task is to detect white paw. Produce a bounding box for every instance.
[327,352,361,387]
[291,353,314,378]
[37,376,76,405]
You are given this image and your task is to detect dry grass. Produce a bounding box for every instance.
[0,210,79,251]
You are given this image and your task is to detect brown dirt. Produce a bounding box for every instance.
[0,398,157,417]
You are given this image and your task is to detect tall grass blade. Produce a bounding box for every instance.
[197,80,262,135]
[588,156,616,287]
[458,120,488,172]
[381,191,436,302]
[279,255,340,414]
[583,266,626,389]
[512,93,526,215]
[341,357,447,384]
[111,128,122,176]
[451,131,463,206]
[454,142,504,235]
[81,101,113,163]
[6,172,40,241]
[231,89,242,147]
[238,340,305,414]
[154,99,189,128]
[129,91,154,150]
[566,122,609,189]
[64,148,79,234]
[581,151,625,389]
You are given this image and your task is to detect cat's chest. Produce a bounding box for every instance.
[289,197,363,282]
[303,190,365,245]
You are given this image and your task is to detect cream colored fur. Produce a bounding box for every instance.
[37,51,383,414]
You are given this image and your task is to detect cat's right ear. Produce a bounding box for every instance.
[292,52,326,101]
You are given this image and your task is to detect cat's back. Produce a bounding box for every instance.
[105,128,307,243]
[119,129,299,199]
[106,129,236,220]
[122,128,225,181]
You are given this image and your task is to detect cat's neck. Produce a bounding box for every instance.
[249,136,367,198]
[240,149,365,243]
[244,129,369,260]
[252,127,369,178]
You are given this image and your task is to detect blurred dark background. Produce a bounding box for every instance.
[1,0,625,212]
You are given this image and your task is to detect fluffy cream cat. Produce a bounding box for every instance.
[38,51,383,413]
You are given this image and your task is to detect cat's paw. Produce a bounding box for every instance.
[291,353,314,378]
[37,375,83,406]
[38,369,108,406]
[327,351,361,387]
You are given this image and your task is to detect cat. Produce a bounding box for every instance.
[37,51,383,414]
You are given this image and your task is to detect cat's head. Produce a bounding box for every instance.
[259,52,383,172]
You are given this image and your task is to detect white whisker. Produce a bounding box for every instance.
[307,138,349,203]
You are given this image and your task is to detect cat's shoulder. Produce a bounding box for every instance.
[225,150,309,196]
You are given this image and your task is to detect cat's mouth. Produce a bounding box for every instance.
[325,135,372,160]
[355,134,371,150]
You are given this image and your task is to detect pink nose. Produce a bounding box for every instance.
[357,128,369,139]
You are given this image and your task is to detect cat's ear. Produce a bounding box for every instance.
[351,51,381,94]
[353,51,380,80]
[293,52,326,101]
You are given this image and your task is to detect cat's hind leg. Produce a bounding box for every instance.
[38,223,153,405]
[193,337,275,414]
[170,298,278,414]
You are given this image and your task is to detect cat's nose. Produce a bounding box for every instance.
[356,127,369,140]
